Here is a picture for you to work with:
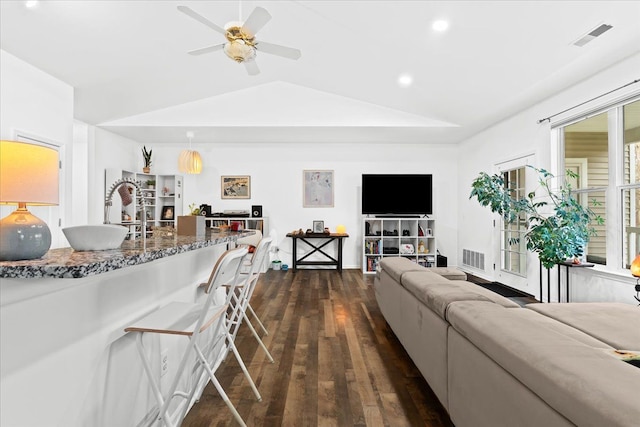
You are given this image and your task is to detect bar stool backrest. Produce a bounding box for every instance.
[203,247,248,295]
[246,236,273,277]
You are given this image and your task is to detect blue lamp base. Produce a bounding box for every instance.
[0,206,52,261]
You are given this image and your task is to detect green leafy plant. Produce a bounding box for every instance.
[188,203,201,216]
[141,146,152,168]
[470,166,603,269]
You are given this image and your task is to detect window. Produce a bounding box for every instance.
[559,97,640,269]
[563,111,608,264]
[622,100,640,267]
[500,167,527,276]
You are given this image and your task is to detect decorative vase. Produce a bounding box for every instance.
[143,167,150,174]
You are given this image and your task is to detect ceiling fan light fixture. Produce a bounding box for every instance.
[224,40,256,63]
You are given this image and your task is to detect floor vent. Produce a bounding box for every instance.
[463,249,485,270]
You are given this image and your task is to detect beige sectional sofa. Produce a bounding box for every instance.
[374,257,640,427]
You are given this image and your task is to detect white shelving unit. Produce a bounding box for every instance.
[205,217,269,235]
[362,217,436,274]
[105,169,183,238]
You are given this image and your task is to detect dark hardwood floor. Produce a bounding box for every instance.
[183,269,453,427]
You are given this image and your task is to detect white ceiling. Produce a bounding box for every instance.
[1,1,639,145]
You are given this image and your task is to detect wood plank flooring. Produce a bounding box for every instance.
[183,269,452,427]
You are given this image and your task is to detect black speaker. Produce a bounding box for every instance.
[251,205,262,218]
[199,204,213,217]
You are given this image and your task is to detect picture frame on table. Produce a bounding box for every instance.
[221,175,251,199]
[312,220,325,233]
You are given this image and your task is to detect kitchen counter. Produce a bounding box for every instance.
[0,228,256,426]
[0,229,254,279]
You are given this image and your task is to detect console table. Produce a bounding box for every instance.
[558,261,595,302]
[286,232,349,271]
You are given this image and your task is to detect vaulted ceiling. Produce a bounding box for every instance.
[2,1,639,144]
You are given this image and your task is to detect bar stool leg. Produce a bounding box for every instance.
[244,316,274,363]
[247,303,269,335]
[225,328,262,401]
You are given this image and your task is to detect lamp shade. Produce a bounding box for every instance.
[0,140,59,261]
[631,254,640,278]
[178,149,203,174]
[0,140,59,205]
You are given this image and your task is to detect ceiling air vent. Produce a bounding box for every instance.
[573,23,613,47]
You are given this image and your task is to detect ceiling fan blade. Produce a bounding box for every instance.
[177,5,226,35]
[187,44,224,56]
[257,41,302,60]
[241,7,271,36]
[244,59,260,76]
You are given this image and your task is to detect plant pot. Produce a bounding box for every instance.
[143,167,150,174]
[177,215,205,237]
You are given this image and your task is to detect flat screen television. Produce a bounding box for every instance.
[362,174,433,216]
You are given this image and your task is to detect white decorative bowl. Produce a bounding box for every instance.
[63,224,128,251]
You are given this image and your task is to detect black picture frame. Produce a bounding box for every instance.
[161,205,174,220]
[312,220,324,233]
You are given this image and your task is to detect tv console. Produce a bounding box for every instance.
[362,217,436,274]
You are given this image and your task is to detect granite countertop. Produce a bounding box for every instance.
[0,230,254,279]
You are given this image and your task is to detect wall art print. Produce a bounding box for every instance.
[303,170,334,208]
[221,175,251,199]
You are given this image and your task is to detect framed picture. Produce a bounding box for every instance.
[221,175,251,199]
[312,220,324,233]
[303,170,334,207]
[161,206,174,220]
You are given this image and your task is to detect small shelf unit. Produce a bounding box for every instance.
[362,217,436,274]
[204,217,269,235]
[105,169,183,239]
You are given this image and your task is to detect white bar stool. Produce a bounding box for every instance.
[124,247,257,427]
[228,236,275,363]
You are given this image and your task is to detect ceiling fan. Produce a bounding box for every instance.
[177,5,302,76]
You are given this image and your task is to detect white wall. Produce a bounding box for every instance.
[87,126,139,223]
[457,52,640,304]
[146,141,460,269]
[0,49,74,246]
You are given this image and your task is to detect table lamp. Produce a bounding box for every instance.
[0,140,59,261]
[631,254,640,304]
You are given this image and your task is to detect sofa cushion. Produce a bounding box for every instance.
[448,301,640,427]
[401,272,518,320]
[526,302,640,350]
[425,267,467,281]
[379,257,426,283]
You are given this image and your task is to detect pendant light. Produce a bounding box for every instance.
[178,131,202,174]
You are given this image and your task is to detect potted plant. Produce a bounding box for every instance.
[469,166,603,269]
[146,179,156,190]
[142,146,152,173]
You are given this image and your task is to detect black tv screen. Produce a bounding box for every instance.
[362,174,433,215]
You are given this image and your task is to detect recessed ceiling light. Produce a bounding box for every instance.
[25,1,39,8]
[433,20,449,32]
[398,73,413,88]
